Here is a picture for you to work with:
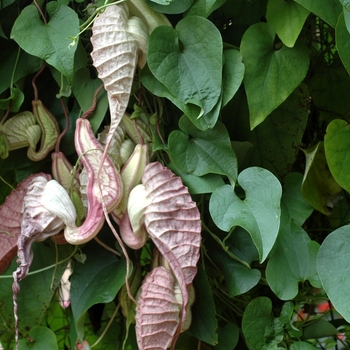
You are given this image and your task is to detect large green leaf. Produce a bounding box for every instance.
[308,56,350,123]
[242,297,284,350]
[290,342,317,350]
[324,119,350,193]
[266,0,310,47]
[70,240,127,342]
[140,64,203,124]
[336,12,350,75]
[18,327,58,350]
[210,167,282,262]
[167,162,225,194]
[221,48,245,107]
[294,0,342,27]
[344,7,350,33]
[317,225,350,322]
[11,2,79,82]
[230,85,309,178]
[282,173,313,226]
[0,242,73,337]
[301,142,342,215]
[0,44,42,95]
[72,68,108,133]
[266,221,320,300]
[187,265,218,345]
[168,116,237,182]
[211,249,260,297]
[240,22,309,129]
[302,319,338,339]
[216,322,239,350]
[147,16,222,123]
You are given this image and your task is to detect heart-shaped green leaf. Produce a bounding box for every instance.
[301,142,342,215]
[0,242,73,336]
[317,225,350,322]
[240,22,309,129]
[70,240,127,341]
[209,167,282,262]
[324,119,350,193]
[167,162,225,194]
[242,297,284,350]
[216,323,239,350]
[230,85,309,179]
[294,0,342,27]
[187,266,218,345]
[18,326,58,350]
[168,116,237,182]
[11,2,79,82]
[0,87,24,112]
[222,48,245,107]
[211,248,261,297]
[147,15,222,121]
[266,221,320,300]
[282,172,313,226]
[267,0,310,47]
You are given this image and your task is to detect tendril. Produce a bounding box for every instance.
[81,84,104,120]
[56,98,70,153]
[32,63,47,101]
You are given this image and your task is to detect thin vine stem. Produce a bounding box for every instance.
[0,245,78,279]
[32,62,47,101]
[90,303,120,348]
[56,98,71,153]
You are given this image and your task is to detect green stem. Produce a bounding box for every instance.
[0,176,15,190]
[0,245,78,279]
[90,303,120,348]
[202,221,251,269]
[10,47,21,90]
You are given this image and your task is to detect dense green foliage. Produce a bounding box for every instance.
[1,0,350,349]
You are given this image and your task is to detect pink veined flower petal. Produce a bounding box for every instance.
[0,173,50,274]
[15,175,65,283]
[90,3,138,150]
[136,266,181,350]
[141,162,202,330]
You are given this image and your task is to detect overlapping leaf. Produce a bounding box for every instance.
[317,225,350,322]
[240,22,309,129]
[210,167,282,262]
[324,119,350,193]
[294,0,342,27]
[10,2,79,82]
[168,116,237,182]
[147,15,222,128]
[266,0,310,47]
[301,142,342,215]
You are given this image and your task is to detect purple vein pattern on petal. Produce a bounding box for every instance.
[0,173,50,274]
[143,162,201,286]
[15,175,64,282]
[136,266,181,350]
[90,3,138,147]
